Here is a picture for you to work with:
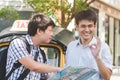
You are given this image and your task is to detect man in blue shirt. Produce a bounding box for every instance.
[65,9,112,80]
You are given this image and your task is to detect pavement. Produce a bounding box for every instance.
[110,66,120,80]
[111,74,120,80]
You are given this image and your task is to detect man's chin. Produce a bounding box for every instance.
[47,40,51,43]
[42,41,50,44]
[83,37,91,40]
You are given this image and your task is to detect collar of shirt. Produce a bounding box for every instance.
[76,37,97,48]
[25,34,39,50]
[25,34,34,46]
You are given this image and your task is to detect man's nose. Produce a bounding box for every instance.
[51,32,54,36]
[85,26,89,31]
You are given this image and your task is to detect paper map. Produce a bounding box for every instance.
[48,66,97,80]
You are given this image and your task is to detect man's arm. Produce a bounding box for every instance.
[95,57,112,80]
[89,38,112,80]
[18,56,61,73]
[10,39,61,73]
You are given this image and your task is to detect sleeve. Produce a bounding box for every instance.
[8,38,30,62]
[100,42,113,71]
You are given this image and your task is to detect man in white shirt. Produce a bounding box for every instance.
[65,9,112,80]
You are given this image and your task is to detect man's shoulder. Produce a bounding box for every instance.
[11,37,25,43]
[9,36,28,48]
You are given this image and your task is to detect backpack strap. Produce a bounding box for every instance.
[40,48,47,63]
[17,41,47,80]
[17,48,39,80]
[40,48,47,80]
[6,37,30,80]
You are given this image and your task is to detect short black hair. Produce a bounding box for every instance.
[75,9,97,25]
[28,13,55,36]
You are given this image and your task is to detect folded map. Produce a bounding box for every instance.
[48,66,97,80]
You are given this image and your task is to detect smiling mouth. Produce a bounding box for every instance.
[84,34,90,37]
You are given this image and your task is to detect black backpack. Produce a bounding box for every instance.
[0,37,47,80]
[0,46,8,80]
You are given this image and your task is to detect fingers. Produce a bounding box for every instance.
[90,45,96,50]
[96,37,101,49]
[88,44,96,49]
[96,37,101,45]
[88,37,102,58]
[88,37,101,50]
[92,44,97,49]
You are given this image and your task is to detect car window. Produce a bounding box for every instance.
[41,47,60,67]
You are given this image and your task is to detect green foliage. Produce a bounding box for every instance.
[25,0,89,28]
[0,7,20,20]
[74,0,89,12]
[24,0,57,13]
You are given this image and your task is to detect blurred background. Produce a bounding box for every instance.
[0,0,120,79]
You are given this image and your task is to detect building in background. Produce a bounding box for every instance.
[89,0,120,66]
[0,0,34,31]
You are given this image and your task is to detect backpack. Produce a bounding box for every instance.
[0,37,30,80]
[0,37,47,80]
[0,47,8,80]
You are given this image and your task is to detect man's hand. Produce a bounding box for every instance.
[89,37,101,59]
[89,38,112,80]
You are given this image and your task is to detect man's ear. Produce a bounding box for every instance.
[75,24,79,31]
[37,28,43,35]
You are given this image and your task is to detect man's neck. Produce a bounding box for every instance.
[31,36,40,47]
[80,37,93,46]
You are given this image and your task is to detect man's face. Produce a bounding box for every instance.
[40,26,54,43]
[76,20,96,42]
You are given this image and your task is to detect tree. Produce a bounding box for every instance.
[24,0,89,28]
[0,7,20,20]
[0,7,21,31]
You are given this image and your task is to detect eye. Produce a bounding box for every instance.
[88,24,94,28]
[80,25,86,28]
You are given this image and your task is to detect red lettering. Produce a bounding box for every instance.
[17,21,20,28]
[21,22,25,28]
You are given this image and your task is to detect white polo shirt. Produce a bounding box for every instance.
[65,37,112,80]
